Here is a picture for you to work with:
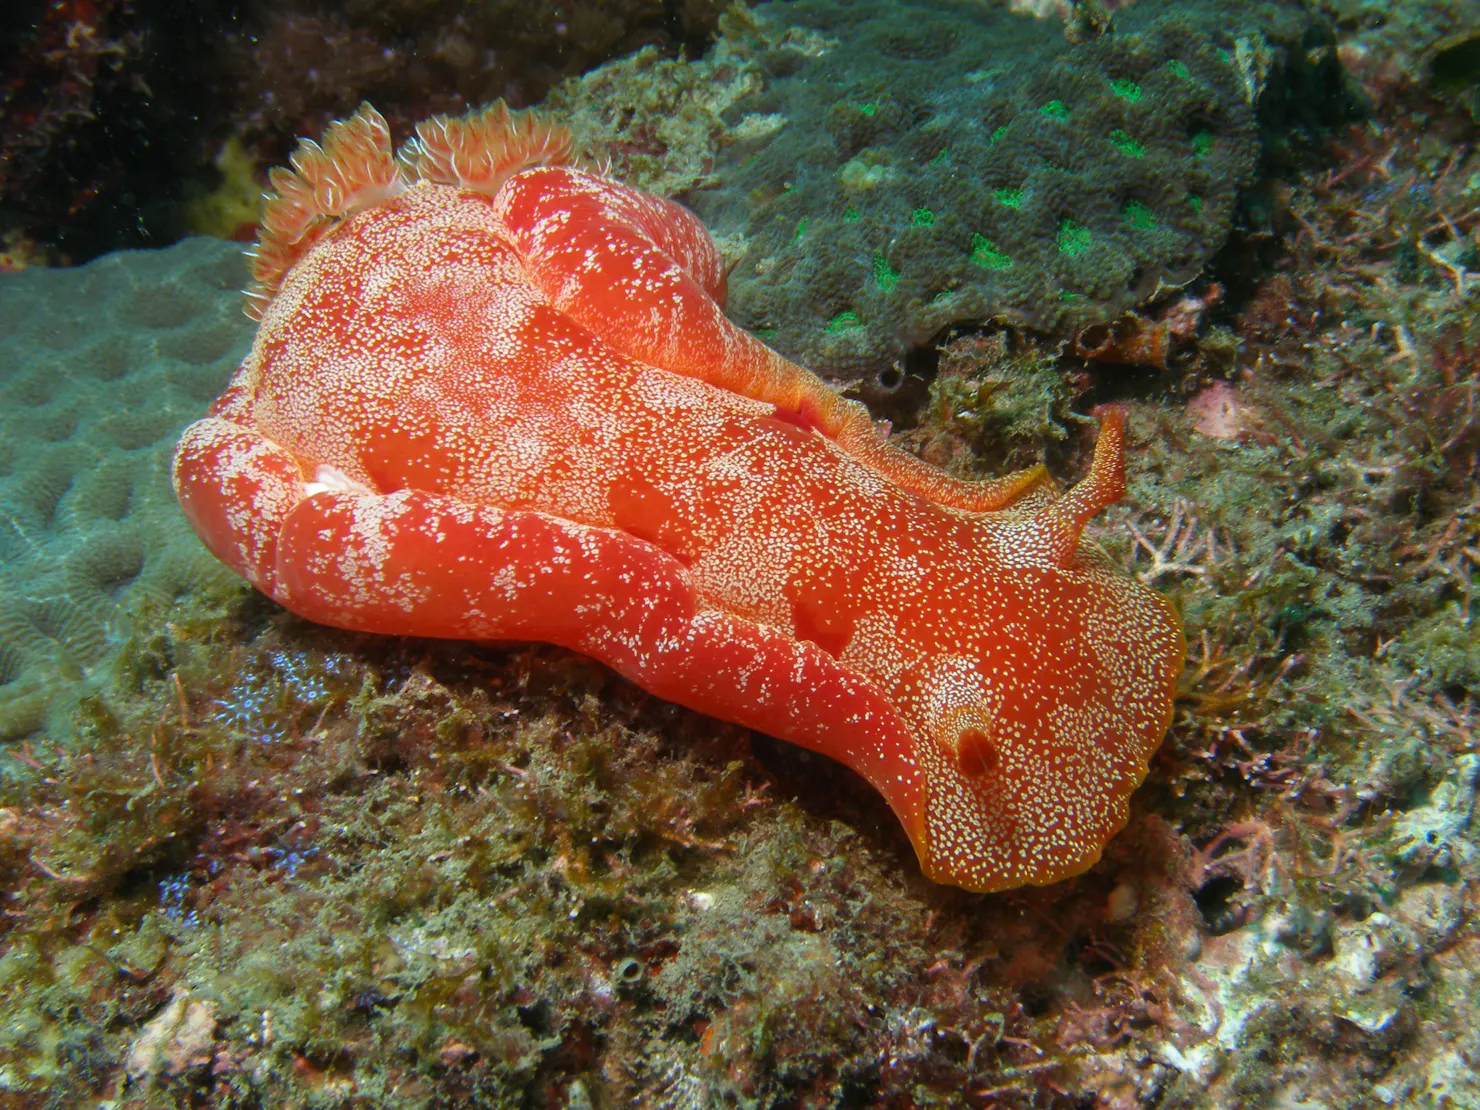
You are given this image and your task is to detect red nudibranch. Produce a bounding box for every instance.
[173,102,1184,892]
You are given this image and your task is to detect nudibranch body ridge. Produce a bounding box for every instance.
[174,102,1184,892]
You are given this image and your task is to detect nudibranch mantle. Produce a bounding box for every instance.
[173,102,1184,892]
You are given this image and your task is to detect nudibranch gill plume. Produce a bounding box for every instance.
[172,102,1185,892]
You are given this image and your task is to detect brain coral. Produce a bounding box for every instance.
[692,0,1321,381]
[0,238,252,743]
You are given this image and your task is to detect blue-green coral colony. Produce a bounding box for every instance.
[693,0,1278,377]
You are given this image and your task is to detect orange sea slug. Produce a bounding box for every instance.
[173,103,1185,892]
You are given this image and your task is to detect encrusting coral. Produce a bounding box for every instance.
[689,0,1349,381]
[0,238,252,743]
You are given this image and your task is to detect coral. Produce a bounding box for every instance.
[0,237,253,742]
[688,0,1346,383]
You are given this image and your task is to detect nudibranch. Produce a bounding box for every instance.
[173,102,1184,892]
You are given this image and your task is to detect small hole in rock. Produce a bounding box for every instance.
[1078,323,1111,350]
[1193,874,1245,935]
[613,957,644,984]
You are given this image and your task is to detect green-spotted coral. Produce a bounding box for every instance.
[695,0,1338,380]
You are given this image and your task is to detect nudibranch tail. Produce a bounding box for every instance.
[1034,405,1128,566]
[1058,406,1128,524]
[404,100,596,196]
[984,408,1130,570]
[247,103,407,319]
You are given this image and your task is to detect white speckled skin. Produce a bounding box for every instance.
[173,107,1184,891]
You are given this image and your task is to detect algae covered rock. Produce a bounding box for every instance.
[125,991,218,1080]
[0,238,253,743]
[692,0,1340,381]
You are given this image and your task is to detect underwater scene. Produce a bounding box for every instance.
[0,0,1477,1105]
